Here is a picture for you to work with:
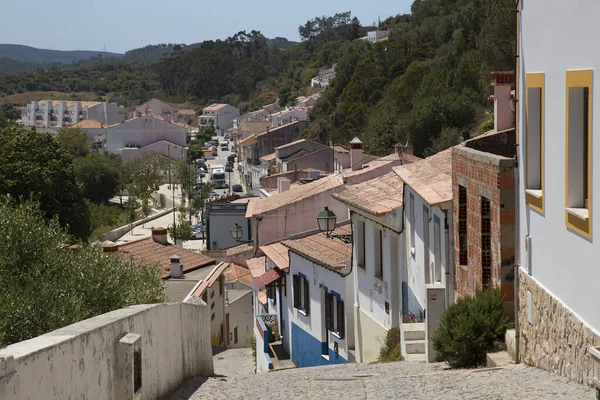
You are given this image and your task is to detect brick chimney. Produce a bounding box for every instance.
[152,227,169,244]
[277,177,291,193]
[170,255,183,278]
[350,137,363,171]
[490,71,515,132]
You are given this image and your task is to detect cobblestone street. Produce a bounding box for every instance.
[169,350,593,400]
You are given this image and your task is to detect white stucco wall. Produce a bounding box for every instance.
[226,291,254,348]
[518,0,600,332]
[0,303,213,400]
[106,116,187,157]
[288,252,353,363]
[404,186,450,315]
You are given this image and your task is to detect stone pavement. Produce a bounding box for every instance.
[169,356,593,400]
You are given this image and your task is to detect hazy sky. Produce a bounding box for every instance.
[1,0,413,53]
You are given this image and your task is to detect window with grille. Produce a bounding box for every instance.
[293,274,310,315]
[481,197,491,289]
[459,185,468,265]
[325,292,345,339]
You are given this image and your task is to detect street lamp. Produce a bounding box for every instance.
[231,223,252,244]
[316,206,353,244]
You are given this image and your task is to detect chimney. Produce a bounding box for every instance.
[152,227,169,244]
[350,137,363,171]
[266,126,270,134]
[170,255,183,278]
[278,177,291,193]
[490,71,515,132]
[102,244,119,253]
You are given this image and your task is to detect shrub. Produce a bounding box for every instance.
[432,289,509,368]
[377,326,403,363]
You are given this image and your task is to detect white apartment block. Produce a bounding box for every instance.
[199,103,239,131]
[20,100,125,129]
[517,0,600,385]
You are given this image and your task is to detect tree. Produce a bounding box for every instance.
[56,128,89,159]
[0,199,165,346]
[0,125,91,240]
[73,152,122,204]
[126,153,167,220]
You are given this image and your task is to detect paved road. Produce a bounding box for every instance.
[205,135,244,197]
[169,358,593,400]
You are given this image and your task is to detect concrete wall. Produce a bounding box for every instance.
[121,140,188,163]
[288,252,352,368]
[88,102,126,125]
[254,121,308,162]
[255,317,273,373]
[206,280,227,347]
[206,203,251,250]
[352,211,404,363]
[284,147,349,174]
[226,291,254,348]
[135,99,175,117]
[452,145,515,317]
[100,206,174,242]
[0,303,213,400]
[518,0,600,333]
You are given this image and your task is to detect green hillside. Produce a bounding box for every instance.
[0,44,122,64]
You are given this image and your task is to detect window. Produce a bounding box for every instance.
[525,72,545,212]
[565,69,593,237]
[133,348,142,393]
[266,284,277,306]
[325,292,345,339]
[374,228,383,279]
[293,274,310,315]
[409,193,415,252]
[458,185,468,265]
[434,216,441,283]
[234,327,238,344]
[481,197,491,289]
[423,206,430,283]
[357,220,366,268]
[219,276,224,297]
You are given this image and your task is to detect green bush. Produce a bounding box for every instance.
[432,289,509,368]
[378,326,403,363]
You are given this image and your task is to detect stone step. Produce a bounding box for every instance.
[403,323,426,341]
[405,339,426,354]
[404,353,427,362]
[486,351,514,368]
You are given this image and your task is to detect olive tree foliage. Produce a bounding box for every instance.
[125,153,167,219]
[0,199,165,347]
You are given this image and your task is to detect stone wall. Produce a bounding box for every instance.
[518,269,600,385]
[0,303,214,400]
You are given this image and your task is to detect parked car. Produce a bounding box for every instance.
[227,155,236,163]
[191,228,205,240]
[225,165,233,173]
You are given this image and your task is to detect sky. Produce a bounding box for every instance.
[0,0,413,54]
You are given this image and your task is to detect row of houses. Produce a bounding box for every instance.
[242,73,518,371]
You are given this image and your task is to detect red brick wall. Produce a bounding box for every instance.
[452,148,515,304]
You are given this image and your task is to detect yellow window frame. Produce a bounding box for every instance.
[565,69,593,238]
[525,72,545,213]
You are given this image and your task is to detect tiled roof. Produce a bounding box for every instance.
[260,242,290,270]
[177,109,196,115]
[38,100,102,108]
[332,172,403,216]
[274,139,307,150]
[282,225,352,272]
[260,152,277,162]
[393,149,452,206]
[224,263,253,288]
[333,146,349,154]
[267,181,305,195]
[342,153,400,179]
[192,262,230,297]
[254,268,284,289]
[246,174,344,218]
[71,119,105,129]
[203,103,229,112]
[257,291,268,305]
[256,121,298,138]
[247,256,266,278]
[116,237,215,279]
[240,134,256,146]
[401,153,422,163]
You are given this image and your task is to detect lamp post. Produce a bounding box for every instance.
[316,206,353,244]
[231,223,253,244]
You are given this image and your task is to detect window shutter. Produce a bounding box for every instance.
[325,293,333,331]
[337,299,345,339]
[293,275,300,309]
[303,278,310,315]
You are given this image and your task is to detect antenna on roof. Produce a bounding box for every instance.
[102,42,107,52]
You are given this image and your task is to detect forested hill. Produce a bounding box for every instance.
[0,1,515,156]
[0,44,122,64]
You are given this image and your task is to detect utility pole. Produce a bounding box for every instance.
[168,144,177,243]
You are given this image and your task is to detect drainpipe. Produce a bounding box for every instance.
[443,210,453,308]
[513,0,521,364]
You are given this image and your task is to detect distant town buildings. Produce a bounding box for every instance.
[311,64,336,88]
[20,100,125,129]
[200,103,240,131]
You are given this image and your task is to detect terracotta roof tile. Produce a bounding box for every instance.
[274,139,307,150]
[246,174,344,217]
[71,119,105,129]
[333,172,403,216]
[257,292,268,305]
[260,242,290,270]
[282,225,352,272]
[224,263,253,288]
[247,256,266,278]
[393,149,452,206]
[193,262,229,297]
[203,103,229,112]
[260,152,277,162]
[116,237,215,279]
[177,109,196,115]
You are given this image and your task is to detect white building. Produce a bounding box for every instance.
[20,100,125,129]
[367,30,389,44]
[332,172,405,363]
[311,65,336,88]
[200,103,240,131]
[517,0,600,385]
[281,226,354,368]
[105,114,187,162]
[393,149,453,362]
[135,98,175,119]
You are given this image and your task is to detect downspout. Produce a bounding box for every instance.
[341,210,355,278]
[443,210,453,308]
[514,0,521,364]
